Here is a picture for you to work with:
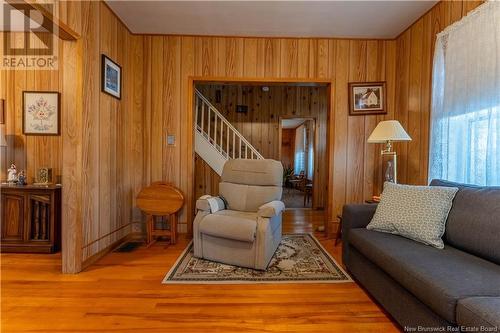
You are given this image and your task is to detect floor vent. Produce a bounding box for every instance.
[113,241,143,252]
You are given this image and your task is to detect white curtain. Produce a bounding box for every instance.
[429,1,500,186]
[294,125,305,175]
[307,126,314,180]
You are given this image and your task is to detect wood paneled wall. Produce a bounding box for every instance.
[195,84,328,208]
[1,1,144,271]
[74,2,144,262]
[281,129,295,169]
[2,0,484,271]
[0,33,63,183]
[143,0,484,233]
[60,2,144,263]
[142,36,397,231]
[393,0,483,186]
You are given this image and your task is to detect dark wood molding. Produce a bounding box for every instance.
[6,0,80,41]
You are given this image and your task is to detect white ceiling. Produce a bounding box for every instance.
[282,118,307,129]
[106,0,437,39]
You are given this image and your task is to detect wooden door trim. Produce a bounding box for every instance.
[187,77,335,236]
[278,116,317,209]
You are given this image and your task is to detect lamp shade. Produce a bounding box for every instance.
[367,120,412,143]
[0,124,7,147]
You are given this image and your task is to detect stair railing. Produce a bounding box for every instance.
[194,89,264,160]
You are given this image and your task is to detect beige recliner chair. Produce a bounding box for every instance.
[193,159,284,270]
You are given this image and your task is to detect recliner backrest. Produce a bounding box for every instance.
[219,159,283,212]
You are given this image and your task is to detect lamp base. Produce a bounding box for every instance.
[378,151,397,195]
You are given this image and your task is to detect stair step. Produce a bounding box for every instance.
[194,89,263,174]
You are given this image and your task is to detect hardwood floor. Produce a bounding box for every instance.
[1,210,399,332]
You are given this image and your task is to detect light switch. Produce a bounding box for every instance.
[167,134,175,146]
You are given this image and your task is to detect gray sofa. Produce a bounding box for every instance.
[342,179,500,330]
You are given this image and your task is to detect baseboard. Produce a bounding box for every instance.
[81,233,134,270]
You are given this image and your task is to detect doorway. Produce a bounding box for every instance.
[189,78,331,234]
[280,117,315,209]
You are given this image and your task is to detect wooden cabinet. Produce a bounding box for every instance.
[1,185,61,253]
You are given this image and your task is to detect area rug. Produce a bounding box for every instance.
[162,234,351,284]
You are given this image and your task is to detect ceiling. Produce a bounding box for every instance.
[106,1,437,39]
[282,118,309,129]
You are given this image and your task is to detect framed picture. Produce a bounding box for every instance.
[22,91,60,135]
[101,54,121,99]
[348,82,386,116]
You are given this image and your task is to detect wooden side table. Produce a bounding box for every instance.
[136,182,184,245]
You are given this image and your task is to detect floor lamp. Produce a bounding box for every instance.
[367,120,411,195]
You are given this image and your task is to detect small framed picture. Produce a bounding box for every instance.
[101,54,121,99]
[22,91,60,135]
[349,82,386,116]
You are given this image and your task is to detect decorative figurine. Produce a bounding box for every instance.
[35,167,53,184]
[7,163,17,183]
[17,170,26,185]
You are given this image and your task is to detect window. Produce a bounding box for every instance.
[429,1,500,186]
[434,107,499,185]
[294,125,306,175]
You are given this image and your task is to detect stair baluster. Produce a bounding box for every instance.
[194,89,263,175]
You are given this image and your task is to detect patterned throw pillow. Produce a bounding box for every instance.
[367,182,459,249]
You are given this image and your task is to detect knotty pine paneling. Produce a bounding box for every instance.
[281,129,295,169]
[393,0,483,186]
[195,84,328,209]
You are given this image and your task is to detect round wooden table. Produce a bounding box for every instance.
[136,182,184,245]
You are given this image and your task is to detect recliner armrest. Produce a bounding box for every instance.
[258,200,285,218]
[196,197,211,212]
[196,195,226,213]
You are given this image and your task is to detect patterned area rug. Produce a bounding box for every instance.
[163,234,351,284]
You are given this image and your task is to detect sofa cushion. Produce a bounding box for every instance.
[430,179,500,264]
[456,297,500,329]
[219,182,282,212]
[199,210,257,242]
[349,228,500,323]
[367,182,458,249]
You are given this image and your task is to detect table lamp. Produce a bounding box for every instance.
[367,120,411,185]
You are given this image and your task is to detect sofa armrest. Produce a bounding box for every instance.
[258,200,285,218]
[341,204,377,265]
[342,204,377,231]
